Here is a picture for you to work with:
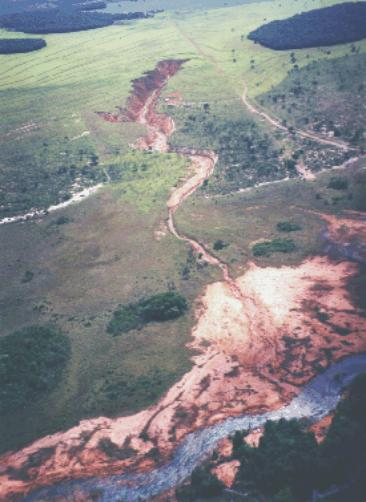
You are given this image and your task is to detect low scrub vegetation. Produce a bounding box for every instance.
[176,466,224,501]
[169,107,289,194]
[0,325,70,412]
[259,53,366,150]
[252,238,296,257]
[98,437,136,460]
[107,292,188,336]
[0,135,105,219]
[213,239,228,251]
[233,374,366,500]
[327,176,349,190]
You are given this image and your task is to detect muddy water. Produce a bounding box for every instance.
[25,354,366,501]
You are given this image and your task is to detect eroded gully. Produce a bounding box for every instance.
[135,62,253,307]
[7,60,366,502]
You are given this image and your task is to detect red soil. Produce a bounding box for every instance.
[2,252,365,500]
[164,91,183,107]
[212,460,240,488]
[97,59,186,151]
[310,415,334,443]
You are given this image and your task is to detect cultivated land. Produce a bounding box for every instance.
[0,0,366,500]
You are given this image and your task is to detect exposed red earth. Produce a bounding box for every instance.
[97,59,186,152]
[1,61,366,501]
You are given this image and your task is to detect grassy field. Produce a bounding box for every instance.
[1,0,366,452]
[0,180,221,452]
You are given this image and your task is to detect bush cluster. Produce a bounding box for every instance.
[179,374,366,500]
[107,292,188,336]
[0,325,70,412]
[252,238,296,257]
[276,221,302,232]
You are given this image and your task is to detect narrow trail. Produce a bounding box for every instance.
[173,20,357,153]
[241,82,353,151]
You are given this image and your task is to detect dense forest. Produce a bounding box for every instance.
[178,373,366,501]
[248,2,366,50]
[75,1,107,11]
[0,10,149,34]
[0,0,105,15]
[0,38,46,54]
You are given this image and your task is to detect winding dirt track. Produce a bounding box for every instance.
[241,82,353,150]
[173,20,355,153]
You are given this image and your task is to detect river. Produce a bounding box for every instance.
[25,353,366,501]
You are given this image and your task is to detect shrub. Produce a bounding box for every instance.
[235,419,318,499]
[230,375,366,500]
[0,10,149,34]
[106,304,141,336]
[253,238,296,257]
[277,221,302,232]
[0,325,70,412]
[139,292,188,322]
[21,270,34,283]
[98,437,136,460]
[213,239,227,251]
[107,292,188,336]
[54,215,71,225]
[0,38,46,54]
[327,176,349,190]
[176,467,224,500]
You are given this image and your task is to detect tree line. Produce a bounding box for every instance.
[0,38,46,54]
[0,8,152,34]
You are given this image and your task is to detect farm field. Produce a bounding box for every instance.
[0,0,366,500]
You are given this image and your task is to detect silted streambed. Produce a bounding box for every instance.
[25,353,366,502]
